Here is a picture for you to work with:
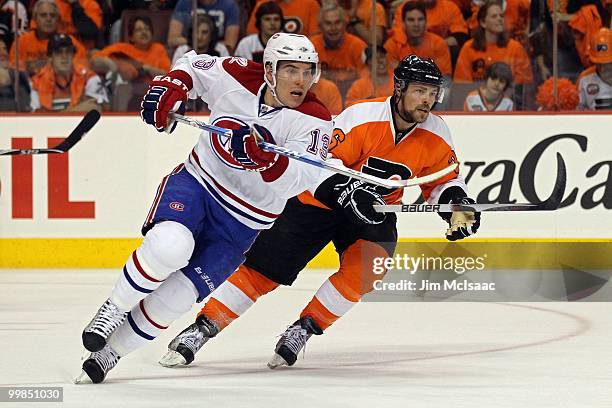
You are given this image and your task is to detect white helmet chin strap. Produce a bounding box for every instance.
[264,62,288,107]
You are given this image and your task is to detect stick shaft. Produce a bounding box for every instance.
[171,114,457,189]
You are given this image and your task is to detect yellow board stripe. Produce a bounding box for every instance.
[1,238,611,269]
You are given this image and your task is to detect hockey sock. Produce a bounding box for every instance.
[200,264,279,330]
[300,240,388,330]
[109,271,198,356]
[109,221,195,311]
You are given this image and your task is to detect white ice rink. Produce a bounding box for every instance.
[1,269,611,408]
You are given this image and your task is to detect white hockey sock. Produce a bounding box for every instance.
[109,221,195,311]
[109,271,198,357]
[109,248,164,311]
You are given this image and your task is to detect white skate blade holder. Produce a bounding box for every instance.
[74,370,91,384]
[267,353,290,369]
[159,349,188,368]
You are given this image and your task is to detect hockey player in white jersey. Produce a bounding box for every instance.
[77,33,333,384]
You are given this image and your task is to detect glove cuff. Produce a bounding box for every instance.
[154,70,193,92]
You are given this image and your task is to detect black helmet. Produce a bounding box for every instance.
[394,55,444,100]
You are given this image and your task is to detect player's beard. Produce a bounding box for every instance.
[395,96,430,125]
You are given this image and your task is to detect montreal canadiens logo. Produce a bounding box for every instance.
[169,201,185,211]
[210,116,249,169]
[192,58,215,70]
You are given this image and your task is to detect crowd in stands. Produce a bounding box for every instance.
[0,0,610,113]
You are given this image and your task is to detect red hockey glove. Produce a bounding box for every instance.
[229,124,288,180]
[140,70,192,133]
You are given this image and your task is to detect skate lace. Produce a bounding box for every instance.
[95,347,119,373]
[281,325,310,356]
[86,300,126,336]
[178,325,205,354]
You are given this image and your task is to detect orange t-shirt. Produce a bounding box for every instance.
[311,77,343,115]
[9,31,89,74]
[298,96,464,208]
[246,0,320,36]
[454,38,533,83]
[31,62,97,111]
[355,0,387,30]
[30,0,102,37]
[345,74,394,107]
[384,31,452,74]
[93,42,171,73]
[311,33,367,83]
[391,0,468,39]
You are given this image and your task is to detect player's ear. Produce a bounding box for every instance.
[264,63,274,82]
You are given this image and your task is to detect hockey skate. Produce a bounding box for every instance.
[267,316,322,369]
[82,299,127,352]
[75,344,120,384]
[159,314,219,367]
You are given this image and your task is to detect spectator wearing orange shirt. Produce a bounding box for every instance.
[246,0,320,37]
[347,0,386,46]
[10,0,87,76]
[311,2,367,93]
[392,0,469,58]
[30,33,107,112]
[92,16,171,83]
[30,0,102,45]
[384,2,452,75]
[346,45,394,106]
[311,76,343,115]
[454,0,532,84]
[0,36,30,111]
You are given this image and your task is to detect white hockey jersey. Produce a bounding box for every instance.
[577,66,612,110]
[172,52,333,230]
[234,34,265,64]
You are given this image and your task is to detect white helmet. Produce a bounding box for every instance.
[263,33,321,103]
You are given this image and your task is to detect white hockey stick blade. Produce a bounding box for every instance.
[375,153,567,213]
[0,110,100,156]
[170,113,457,189]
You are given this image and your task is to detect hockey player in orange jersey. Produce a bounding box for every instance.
[159,55,481,369]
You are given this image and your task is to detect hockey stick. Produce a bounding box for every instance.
[0,110,100,157]
[170,113,458,189]
[374,153,567,213]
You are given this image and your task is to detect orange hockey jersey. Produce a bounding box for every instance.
[299,96,466,208]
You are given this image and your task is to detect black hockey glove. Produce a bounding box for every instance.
[438,193,481,241]
[315,174,387,225]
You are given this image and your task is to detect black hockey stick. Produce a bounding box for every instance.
[375,153,567,213]
[0,110,100,157]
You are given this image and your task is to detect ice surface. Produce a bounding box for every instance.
[0,269,610,408]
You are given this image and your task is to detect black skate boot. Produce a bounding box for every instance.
[82,299,127,352]
[267,316,323,369]
[159,314,219,367]
[76,344,120,384]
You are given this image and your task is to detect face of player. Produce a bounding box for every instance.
[597,62,612,84]
[397,83,439,124]
[404,10,426,40]
[130,20,153,49]
[260,14,282,39]
[320,10,345,46]
[267,61,316,108]
[36,3,59,36]
[51,47,75,76]
[196,21,212,49]
[484,76,507,97]
[481,5,505,35]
